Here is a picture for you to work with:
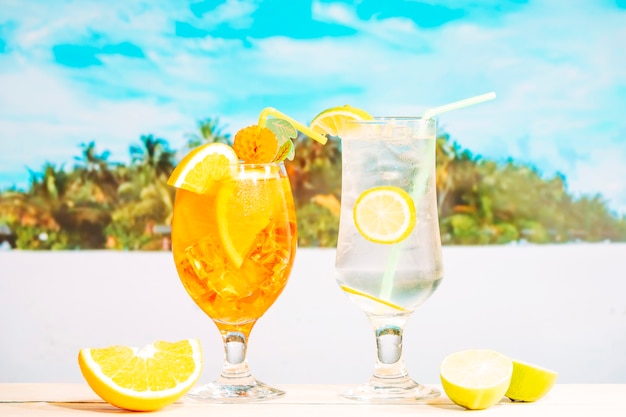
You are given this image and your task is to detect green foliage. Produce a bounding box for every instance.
[287,133,343,247]
[493,222,519,244]
[1,117,625,249]
[434,133,626,244]
[516,220,550,243]
[12,224,71,250]
[296,202,339,248]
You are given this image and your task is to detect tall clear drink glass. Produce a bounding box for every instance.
[335,117,443,402]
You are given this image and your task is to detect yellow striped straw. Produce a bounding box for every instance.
[258,107,328,145]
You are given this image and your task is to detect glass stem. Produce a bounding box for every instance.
[370,317,411,383]
[219,331,252,380]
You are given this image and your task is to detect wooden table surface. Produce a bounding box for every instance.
[1,383,625,416]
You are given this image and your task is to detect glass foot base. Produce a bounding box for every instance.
[342,378,440,403]
[187,378,285,403]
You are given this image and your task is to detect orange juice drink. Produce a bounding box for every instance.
[172,163,296,338]
[167,112,314,401]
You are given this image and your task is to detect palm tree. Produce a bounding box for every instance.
[75,141,110,173]
[105,135,177,249]
[0,164,73,248]
[130,135,176,180]
[73,141,119,205]
[185,117,232,149]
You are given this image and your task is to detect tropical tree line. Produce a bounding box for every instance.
[1,118,625,250]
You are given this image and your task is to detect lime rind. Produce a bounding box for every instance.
[505,359,558,402]
[440,349,513,410]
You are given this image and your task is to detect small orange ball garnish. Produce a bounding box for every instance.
[233,125,279,163]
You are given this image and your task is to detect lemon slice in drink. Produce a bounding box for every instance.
[309,105,373,137]
[340,284,409,312]
[505,359,558,402]
[78,339,202,411]
[167,143,238,194]
[440,349,513,410]
[353,186,416,244]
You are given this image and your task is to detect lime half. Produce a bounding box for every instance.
[505,359,558,402]
[440,349,513,410]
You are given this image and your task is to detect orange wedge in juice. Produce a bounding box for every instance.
[233,125,279,163]
[167,143,238,194]
[216,166,283,268]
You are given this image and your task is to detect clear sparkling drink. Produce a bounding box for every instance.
[336,118,443,317]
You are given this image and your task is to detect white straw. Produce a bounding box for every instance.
[380,92,497,302]
[422,92,496,119]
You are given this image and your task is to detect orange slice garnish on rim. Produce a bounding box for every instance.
[232,125,279,163]
[167,143,238,194]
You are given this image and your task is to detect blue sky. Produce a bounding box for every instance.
[1,0,625,215]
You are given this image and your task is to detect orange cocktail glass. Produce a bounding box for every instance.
[172,162,297,402]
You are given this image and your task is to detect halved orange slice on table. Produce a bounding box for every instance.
[78,338,202,411]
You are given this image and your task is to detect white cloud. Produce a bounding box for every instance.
[200,0,260,29]
[1,0,625,215]
[570,147,626,215]
[312,1,429,51]
[0,55,193,179]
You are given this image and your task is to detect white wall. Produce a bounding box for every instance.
[1,244,625,385]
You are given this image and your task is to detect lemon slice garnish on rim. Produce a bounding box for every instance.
[353,186,416,244]
[309,105,373,137]
[167,142,239,194]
